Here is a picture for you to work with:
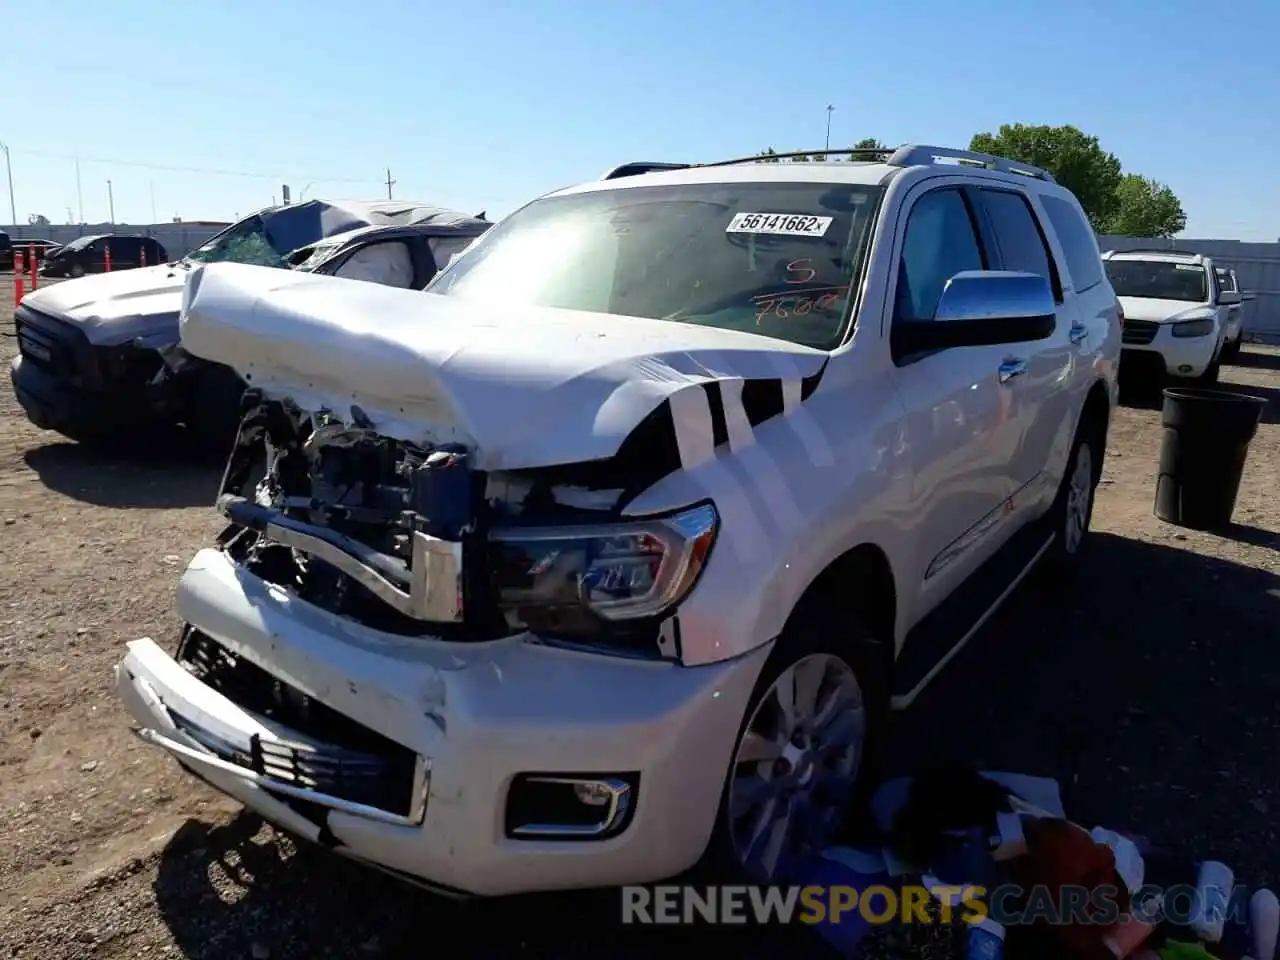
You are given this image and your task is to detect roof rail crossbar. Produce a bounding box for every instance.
[600,162,693,180]
[886,144,1057,183]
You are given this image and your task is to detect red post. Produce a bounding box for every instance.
[104,244,112,273]
[13,251,24,304]
[140,245,147,268]
[27,245,37,291]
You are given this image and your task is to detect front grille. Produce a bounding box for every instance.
[176,628,421,818]
[1121,319,1159,345]
[14,307,85,377]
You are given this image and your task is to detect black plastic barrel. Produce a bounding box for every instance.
[1155,387,1267,530]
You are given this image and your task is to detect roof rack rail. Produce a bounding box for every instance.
[886,144,1056,182]
[600,161,692,180]
[1111,247,1202,258]
[598,144,1056,182]
[696,147,895,168]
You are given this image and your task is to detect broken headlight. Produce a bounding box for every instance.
[490,503,718,630]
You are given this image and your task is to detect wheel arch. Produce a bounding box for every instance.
[1079,378,1112,480]
[784,542,897,666]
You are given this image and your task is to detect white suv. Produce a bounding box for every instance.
[1103,248,1242,381]
[115,144,1120,896]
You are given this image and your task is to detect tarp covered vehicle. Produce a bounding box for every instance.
[9,200,489,449]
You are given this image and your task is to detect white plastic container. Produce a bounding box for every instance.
[1191,860,1234,942]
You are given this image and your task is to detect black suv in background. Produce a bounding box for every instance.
[40,234,168,277]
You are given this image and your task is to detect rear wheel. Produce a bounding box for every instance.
[1041,424,1100,574]
[702,598,889,882]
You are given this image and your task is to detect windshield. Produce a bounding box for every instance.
[429,181,883,349]
[185,215,292,267]
[1106,259,1207,303]
[59,235,100,253]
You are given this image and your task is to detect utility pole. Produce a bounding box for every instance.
[76,158,84,223]
[384,167,395,199]
[0,141,15,226]
[825,105,835,152]
[106,179,115,224]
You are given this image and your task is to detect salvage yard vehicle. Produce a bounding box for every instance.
[1,236,60,268]
[286,215,491,288]
[116,144,1120,896]
[9,200,489,450]
[1215,265,1246,362]
[38,234,168,278]
[1103,248,1240,382]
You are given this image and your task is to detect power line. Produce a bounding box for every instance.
[10,146,379,184]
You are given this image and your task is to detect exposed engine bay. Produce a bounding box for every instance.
[215,390,701,657]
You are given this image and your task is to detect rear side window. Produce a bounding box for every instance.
[978,189,1060,300]
[1039,194,1104,293]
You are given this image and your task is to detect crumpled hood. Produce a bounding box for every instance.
[22,263,189,347]
[180,262,829,471]
[1117,296,1215,324]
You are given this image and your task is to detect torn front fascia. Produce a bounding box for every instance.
[217,389,498,639]
[214,390,676,656]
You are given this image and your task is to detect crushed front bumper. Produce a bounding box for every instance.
[115,549,768,896]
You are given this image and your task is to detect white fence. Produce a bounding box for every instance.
[2,222,225,259]
[1099,235,1280,343]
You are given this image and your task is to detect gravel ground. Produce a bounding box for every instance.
[1,273,1278,958]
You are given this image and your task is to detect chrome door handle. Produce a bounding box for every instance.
[1069,323,1089,344]
[998,357,1028,383]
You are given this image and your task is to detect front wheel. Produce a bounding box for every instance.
[1220,337,1242,363]
[702,601,888,883]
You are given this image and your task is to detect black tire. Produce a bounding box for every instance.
[1220,337,1242,364]
[1040,421,1102,575]
[184,363,250,457]
[697,594,890,884]
[70,264,85,278]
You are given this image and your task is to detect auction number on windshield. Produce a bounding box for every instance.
[726,212,833,237]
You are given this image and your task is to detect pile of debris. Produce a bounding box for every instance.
[800,765,1277,960]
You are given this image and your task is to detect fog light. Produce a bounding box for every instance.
[505,774,637,840]
[1178,364,1193,373]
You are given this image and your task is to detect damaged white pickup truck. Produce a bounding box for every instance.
[115,145,1120,896]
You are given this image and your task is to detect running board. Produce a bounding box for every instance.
[891,523,1055,709]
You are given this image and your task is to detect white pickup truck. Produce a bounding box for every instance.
[115,144,1120,896]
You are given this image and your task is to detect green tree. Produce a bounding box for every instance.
[1105,174,1186,238]
[854,138,886,150]
[969,124,1123,230]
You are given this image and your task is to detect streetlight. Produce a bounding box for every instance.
[0,141,15,226]
[825,105,835,151]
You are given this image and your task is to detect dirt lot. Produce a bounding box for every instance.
[1,274,1278,959]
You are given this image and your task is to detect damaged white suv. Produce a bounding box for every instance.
[115,145,1120,896]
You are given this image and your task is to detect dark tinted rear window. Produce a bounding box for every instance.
[978,188,1059,299]
[1039,194,1104,293]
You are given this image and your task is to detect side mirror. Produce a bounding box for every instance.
[892,270,1056,358]
[1217,290,1241,306]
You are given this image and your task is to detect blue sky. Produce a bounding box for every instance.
[3,0,1277,239]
